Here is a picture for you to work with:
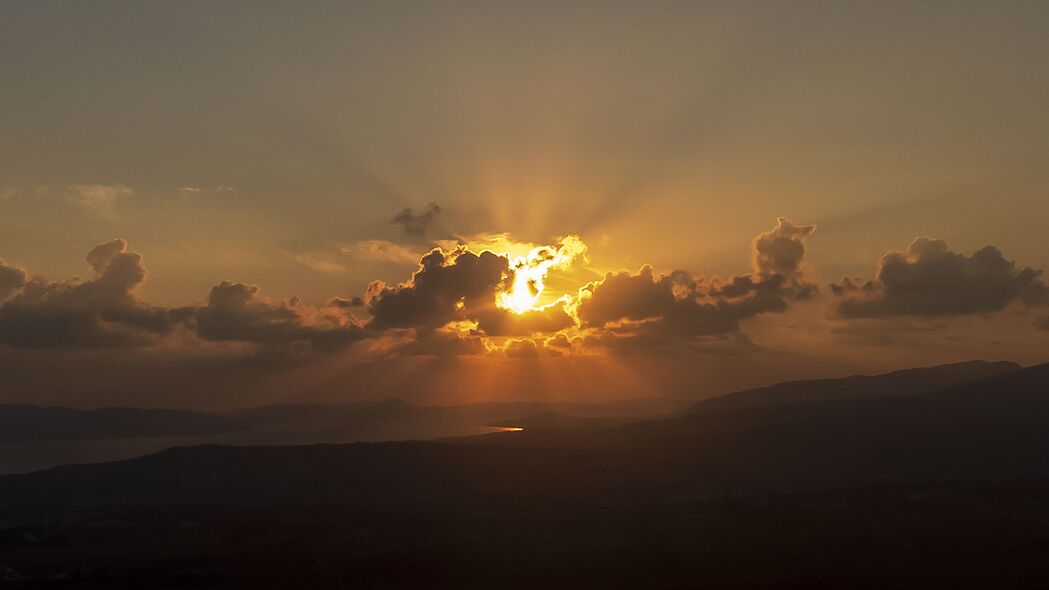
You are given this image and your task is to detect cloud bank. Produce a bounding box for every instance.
[574,218,817,349]
[195,281,364,354]
[1,217,1045,368]
[831,238,1049,318]
[0,240,186,348]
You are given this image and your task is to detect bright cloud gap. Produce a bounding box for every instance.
[497,236,587,315]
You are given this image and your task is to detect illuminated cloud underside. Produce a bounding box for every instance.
[0,218,1045,360]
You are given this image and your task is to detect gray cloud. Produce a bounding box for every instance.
[391,202,442,237]
[365,243,580,338]
[474,303,576,337]
[195,281,364,353]
[0,240,186,348]
[58,185,133,220]
[366,246,510,332]
[504,338,541,358]
[544,333,574,351]
[575,218,816,345]
[752,217,817,278]
[0,260,27,302]
[832,238,1049,318]
[0,241,365,354]
[396,329,486,356]
[329,296,365,308]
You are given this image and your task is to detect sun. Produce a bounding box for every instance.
[497,236,586,314]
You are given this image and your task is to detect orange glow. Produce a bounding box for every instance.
[497,236,586,314]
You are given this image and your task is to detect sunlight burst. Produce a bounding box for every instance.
[497,236,586,314]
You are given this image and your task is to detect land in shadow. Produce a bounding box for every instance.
[1,360,1048,588]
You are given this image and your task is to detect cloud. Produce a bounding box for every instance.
[0,240,187,348]
[0,241,364,354]
[340,240,421,264]
[194,281,364,353]
[363,238,584,338]
[544,332,574,351]
[15,218,1043,371]
[752,217,817,278]
[831,238,1049,318]
[177,186,234,196]
[1035,316,1049,332]
[365,219,816,352]
[396,329,487,356]
[62,185,134,219]
[0,260,27,302]
[504,338,541,358]
[434,233,542,260]
[573,218,816,345]
[0,234,580,357]
[391,202,442,237]
[366,246,510,332]
[293,253,346,274]
[329,296,365,308]
[474,303,576,337]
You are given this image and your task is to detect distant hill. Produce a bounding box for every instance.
[485,411,623,431]
[224,398,424,425]
[226,397,687,427]
[3,362,1047,507]
[648,361,1049,490]
[689,359,1021,415]
[457,362,1049,489]
[0,405,245,444]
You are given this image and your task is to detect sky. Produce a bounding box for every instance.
[1,1,1047,409]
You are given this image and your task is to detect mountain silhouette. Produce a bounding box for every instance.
[3,361,1047,508]
[0,405,244,444]
[3,362,1049,588]
[689,359,1021,415]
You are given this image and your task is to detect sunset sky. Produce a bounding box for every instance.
[1,1,1047,409]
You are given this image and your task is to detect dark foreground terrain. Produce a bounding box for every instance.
[1,361,1048,588]
[4,479,1049,589]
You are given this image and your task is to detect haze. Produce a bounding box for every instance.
[1,1,1047,409]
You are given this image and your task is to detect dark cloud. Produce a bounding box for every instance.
[474,303,576,337]
[575,266,677,328]
[0,260,27,302]
[396,329,487,356]
[0,240,367,355]
[544,333,573,351]
[8,224,818,358]
[574,218,816,345]
[504,338,541,358]
[195,281,364,353]
[832,238,1049,318]
[329,296,365,308]
[391,202,442,237]
[366,246,510,332]
[0,240,187,349]
[752,217,817,278]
